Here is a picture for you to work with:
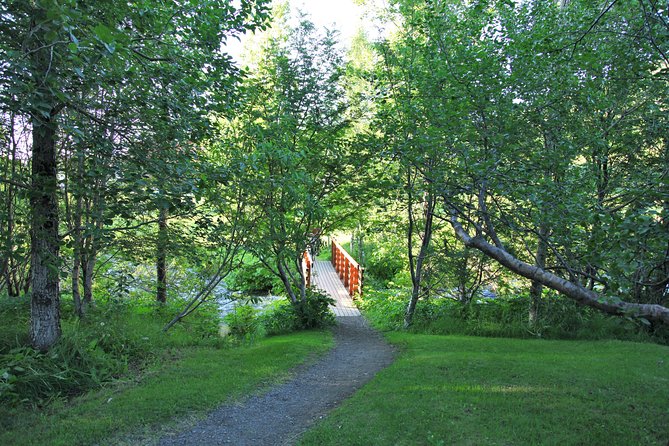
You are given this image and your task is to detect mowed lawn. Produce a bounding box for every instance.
[299,333,669,446]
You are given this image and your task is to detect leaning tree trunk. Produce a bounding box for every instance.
[450,212,669,326]
[295,252,308,303]
[30,115,61,351]
[277,259,298,305]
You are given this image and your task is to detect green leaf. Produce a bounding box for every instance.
[93,24,114,44]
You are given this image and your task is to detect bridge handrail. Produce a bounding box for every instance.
[331,238,363,298]
[302,249,313,288]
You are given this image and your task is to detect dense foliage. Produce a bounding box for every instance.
[357,0,669,328]
[2,0,669,430]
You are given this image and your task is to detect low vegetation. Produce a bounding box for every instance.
[333,231,667,344]
[357,284,668,343]
[0,295,333,446]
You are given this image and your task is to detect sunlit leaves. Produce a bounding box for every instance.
[376,0,669,308]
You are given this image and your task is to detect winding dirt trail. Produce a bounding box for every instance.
[157,315,395,446]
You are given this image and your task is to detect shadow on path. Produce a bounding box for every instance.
[158,316,395,446]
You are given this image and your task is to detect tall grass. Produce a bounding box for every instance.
[0,293,334,445]
[0,294,224,409]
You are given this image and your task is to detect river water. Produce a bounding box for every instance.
[213,280,284,318]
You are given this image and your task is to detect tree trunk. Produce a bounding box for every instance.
[72,156,84,316]
[294,253,307,303]
[3,113,19,297]
[156,207,168,303]
[529,224,549,327]
[450,212,669,326]
[72,249,82,316]
[4,177,17,297]
[81,168,105,306]
[357,225,364,266]
[277,260,298,304]
[82,254,95,305]
[29,116,61,351]
[404,183,436,328]
[80,229,96,306]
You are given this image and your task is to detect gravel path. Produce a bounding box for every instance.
[158,316,395,446]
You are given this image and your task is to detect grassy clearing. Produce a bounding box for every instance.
[1,329,332,446]
[299,333,669,446]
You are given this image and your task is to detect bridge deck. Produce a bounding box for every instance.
[312,260,361,317]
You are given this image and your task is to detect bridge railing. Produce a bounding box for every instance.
[331,239,363,298]
[302,249,313,288]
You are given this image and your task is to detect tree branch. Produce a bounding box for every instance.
[449,210,669,325]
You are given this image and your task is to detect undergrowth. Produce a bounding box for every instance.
[0,294,223,409]
[226,289,336,339]
[358,286,668,343]
[1,282,337,411]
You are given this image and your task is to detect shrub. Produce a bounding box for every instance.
[355,287,668,343]
[0,297,30,354]
[224,305,261,341]
[228,261,281,294]
[155,298,223,341]
[365,247,405,284]
[355,287,406,330]
[260,300,299,335]
[294,289,336,329]
[260,290,336,334]
[0,294,228,409]
[0,332,125,407]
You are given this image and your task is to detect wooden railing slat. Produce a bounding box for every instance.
[330,238,363,299]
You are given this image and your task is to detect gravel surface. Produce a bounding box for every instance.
[158,316,395,446]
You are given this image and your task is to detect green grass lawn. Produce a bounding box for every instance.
[299,333,669,446]
[0,330,333,446]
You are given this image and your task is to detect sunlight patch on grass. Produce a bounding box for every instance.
[299,333,669,446]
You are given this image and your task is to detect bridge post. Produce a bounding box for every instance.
[344,260,349,289]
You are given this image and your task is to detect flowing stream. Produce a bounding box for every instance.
[212,280,284,319]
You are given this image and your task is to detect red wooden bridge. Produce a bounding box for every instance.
[303,239,363,317]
